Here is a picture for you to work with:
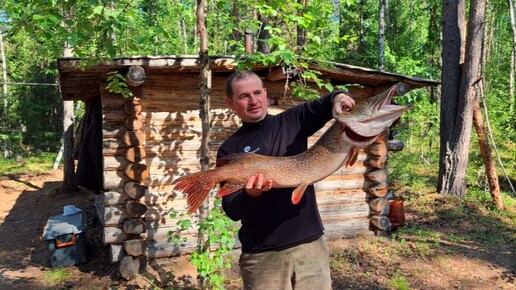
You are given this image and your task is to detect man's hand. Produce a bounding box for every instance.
[332,92,355,120]
[245,173,273,198]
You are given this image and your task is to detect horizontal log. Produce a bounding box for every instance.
[110,244,125,263]
[102,135,227,154]
[139,99,229,111]
[368,197,389,212]
[368,182,388,197]
[124,99,142,114]
[125,115,143,131]
[104,226,128,244]
[125,163,149,182]
[102,139,221,156]
[387,139,404,152]
[102,201,194,226]
[146,239,198,258]
[123,131,145,146]
[135,112,219,126]
[124,239,146,256]
[94,192,106,225]
[317,190,367,203]
[318,203,370,220]
[369,200,390,216]
[123,218,147,234]
[103,155,217,171]
[126,65,146,87]
[314,178,371,192]
[322,217,372,239]
[369,215,391,231]
[367,142,388,158]
[102,122,126,138]
[102,205,128,225]
[368,156,388,169]
[104,170,130,190]
[98,188,182,207]
[119,256,139,280]
[366,169,387,183]
[103,109,129,122]
[125,181,148,199]
[126,200,148,217]
[102,95,127,108]
[100,190,127,206]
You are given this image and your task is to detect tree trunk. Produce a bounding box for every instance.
[230,2,241,52]
[508,0,516,117]
[359,0,365,53]
[0,30,8,158]
[0,31,6,100]
[196,0,210,286]
[257,13,271,54]
[62,5,77,192]
[438,0,486,197]
[475,9,504,210]
[472,97,504,209]
[378,0,386,70]
[296,0,309,53]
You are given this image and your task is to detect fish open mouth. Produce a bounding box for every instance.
[343,125,379,143]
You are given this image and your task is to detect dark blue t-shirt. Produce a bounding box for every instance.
[217,91,344,253]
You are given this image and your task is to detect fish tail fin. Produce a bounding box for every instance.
[172,172,217,214]
[218,182,244,197]
[291,183,309,204]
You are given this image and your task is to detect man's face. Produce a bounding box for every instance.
[226,75,268,123]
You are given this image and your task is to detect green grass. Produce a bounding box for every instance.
[43,268,71,285]
[0,152,56,176]
[389,269,411,290]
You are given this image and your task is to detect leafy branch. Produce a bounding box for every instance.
[105,71,133,99]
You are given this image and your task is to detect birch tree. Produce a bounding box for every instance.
[508,0,516,117]
[379,0,386,70]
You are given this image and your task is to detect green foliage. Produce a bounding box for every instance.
[389,269,411,290]
[0,153,55,176]
[43,268,71,284]
[105,71,133,99]
[168,199,238,289]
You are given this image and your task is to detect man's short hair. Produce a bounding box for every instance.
[226,70,263,98]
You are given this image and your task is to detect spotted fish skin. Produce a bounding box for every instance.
[172,83,413,214]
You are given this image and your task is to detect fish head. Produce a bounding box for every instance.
[336,83,413,148]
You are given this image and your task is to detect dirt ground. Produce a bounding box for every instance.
[0,170,514,290]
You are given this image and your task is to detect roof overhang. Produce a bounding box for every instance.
[58,55,438,101]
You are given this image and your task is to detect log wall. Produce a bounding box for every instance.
[96,70,401,276]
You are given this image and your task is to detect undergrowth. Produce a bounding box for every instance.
[0,152,55,176]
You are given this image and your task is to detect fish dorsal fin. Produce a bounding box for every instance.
[345,147,359,167]
[291,183,309,204]
[218,182,244,197]
[216,153,249,167]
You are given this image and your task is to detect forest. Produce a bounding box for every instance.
[0,0,515,289]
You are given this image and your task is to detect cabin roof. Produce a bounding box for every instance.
[57,55,438,101]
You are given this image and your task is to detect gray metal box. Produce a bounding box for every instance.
[42,212,87,267]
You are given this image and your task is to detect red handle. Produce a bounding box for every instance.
[55,235,76,248]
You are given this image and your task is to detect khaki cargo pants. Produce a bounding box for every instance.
[239,237,332,290]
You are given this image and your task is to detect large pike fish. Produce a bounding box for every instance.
[173,83,413,213]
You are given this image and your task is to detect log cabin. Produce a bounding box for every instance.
[57,55,436,277]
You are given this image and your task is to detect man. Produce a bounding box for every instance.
[217,70,354,290]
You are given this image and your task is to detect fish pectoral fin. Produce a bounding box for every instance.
[345,147,359,167]
[291,183,309,205]
[218,182,244,197]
